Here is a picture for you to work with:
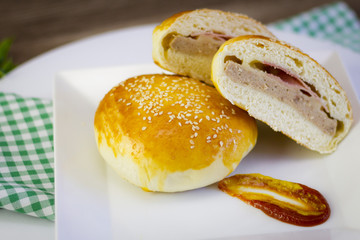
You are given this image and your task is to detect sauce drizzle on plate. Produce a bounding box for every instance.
[218,173,330,227]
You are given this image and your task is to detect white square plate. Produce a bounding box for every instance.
[54,52,360,240]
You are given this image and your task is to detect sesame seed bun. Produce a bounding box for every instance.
[94,74,257,192]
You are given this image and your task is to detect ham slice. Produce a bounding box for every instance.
[260,61,330,113]
[190,32,234,41]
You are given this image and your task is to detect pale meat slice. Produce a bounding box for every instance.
[224,60,338,136]
[169,32,233,56]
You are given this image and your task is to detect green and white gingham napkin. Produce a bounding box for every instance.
[269,1,360,52]
[0,92,54,220]
[0,1,359,221]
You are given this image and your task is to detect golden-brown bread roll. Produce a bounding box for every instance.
[94,74,257,192]
[212,35,353,153]
[152,9,275,85]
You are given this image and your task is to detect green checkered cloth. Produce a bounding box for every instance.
[269,1,360,52]
[0,92,54,220]
[0,1,359,222]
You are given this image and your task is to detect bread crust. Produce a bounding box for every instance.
[94,74,257,192]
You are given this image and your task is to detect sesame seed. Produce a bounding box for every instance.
[213,134,217,139]
[193,126,200,131]
[220,141,224,147]
[238,130,241,133]
[179,122,182,126]
[142,127,147,131]
[126,103,131,106]
[190,146,195,149]
[206,116,210,120]
[190,140,194,145]
[194,132,198,137]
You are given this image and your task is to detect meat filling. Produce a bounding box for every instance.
[168,32,233,56]
[224,59,338,136]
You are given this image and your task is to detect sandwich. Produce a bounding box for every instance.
[152,9,275,85]
[94,74,257,192]
[211,35,353,153]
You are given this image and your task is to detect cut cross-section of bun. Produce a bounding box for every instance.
[212,35,353,154]
[152,9,276,85]
[94,74,257,192]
